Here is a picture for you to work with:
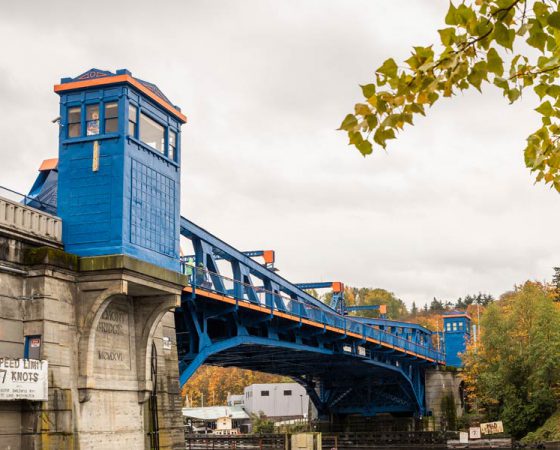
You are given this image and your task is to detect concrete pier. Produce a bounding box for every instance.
[0,196,186,449]
[425,368,464,428]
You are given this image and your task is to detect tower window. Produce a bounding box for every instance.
[261,390,269,397]
[68,106,81,137]
[140,112,164,153]
[452,322,457,331]
[104,102,118,133]
[169,130,177,161]
[128,104,137,137]
[283,390,292,396]
[86,104,100,136]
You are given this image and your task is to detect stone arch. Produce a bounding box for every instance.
[77,281,128,400]
[134,295,180,402]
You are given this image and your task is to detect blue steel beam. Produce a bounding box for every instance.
[295,282,341,291]
[176,302,427,415]
[295,281,345,312]
[346,305,382,312]
[180,217,334,312]
[184,249,276,269]
[175,284,443,416]
[352,316,433,336]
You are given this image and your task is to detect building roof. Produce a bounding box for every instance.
[182,406,250,421]
[442,310,471,320]
[39,158,58,172]
[54,68,186,123]
[245,382,303,389]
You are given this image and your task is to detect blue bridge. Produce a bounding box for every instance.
[18,68,465,421]
[177,218,443,417]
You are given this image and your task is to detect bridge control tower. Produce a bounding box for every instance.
[442,311,472,367]
[54,68,186,271]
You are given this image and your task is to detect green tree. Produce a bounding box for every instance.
[441,393,458,431]
[251,412,275,434]
[463,282,560,438]
[341,0,560,191]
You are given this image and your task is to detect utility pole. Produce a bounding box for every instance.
[477,301,480,346]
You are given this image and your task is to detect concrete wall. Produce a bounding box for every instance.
[425,368,464,429]
[0,229,186,450]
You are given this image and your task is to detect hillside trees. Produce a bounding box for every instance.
[341,0,560,192]
[344,286,408,319]
[182,366,288,407]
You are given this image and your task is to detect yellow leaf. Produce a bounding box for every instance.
[417,92,430,104]
[393,95,405,106]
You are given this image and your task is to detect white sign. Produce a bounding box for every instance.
[469,427,481,439]
[459,432,469,444]
[481,421,504,435]
[162,336,172,350]
[0,358,48,401]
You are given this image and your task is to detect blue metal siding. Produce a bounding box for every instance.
[58,135,124,255]
[130,159,176,257]
[56,78,181,271]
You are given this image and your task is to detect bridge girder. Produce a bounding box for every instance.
[176,292,431,417]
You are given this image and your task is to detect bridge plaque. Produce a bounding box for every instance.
[94,298,132,372]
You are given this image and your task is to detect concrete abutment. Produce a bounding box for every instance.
[0,232,186,449]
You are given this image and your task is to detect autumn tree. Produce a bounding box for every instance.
[341,0,560,191]
[462,281,560,438]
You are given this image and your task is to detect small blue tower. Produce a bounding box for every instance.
[442,311,471,368]
[54,68,186,271]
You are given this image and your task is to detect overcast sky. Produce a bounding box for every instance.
[1,0,558,307]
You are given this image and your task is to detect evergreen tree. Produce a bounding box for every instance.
[430,297,445,312]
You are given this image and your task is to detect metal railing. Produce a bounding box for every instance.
[181,262,444,363]
[0,186,57,215]
[0,188,61,244]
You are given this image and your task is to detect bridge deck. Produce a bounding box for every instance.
[184,283,444,364]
